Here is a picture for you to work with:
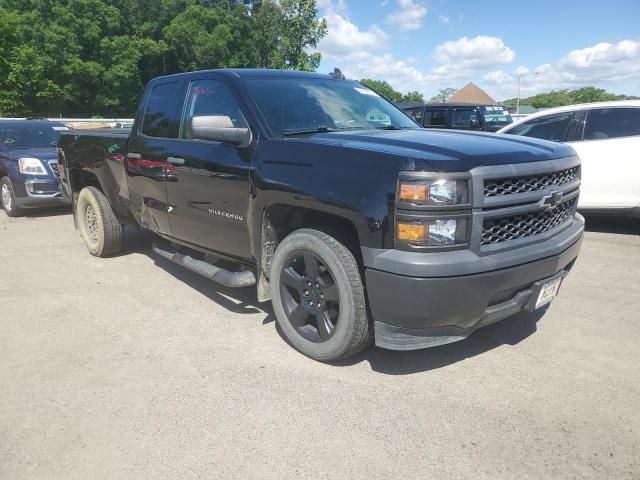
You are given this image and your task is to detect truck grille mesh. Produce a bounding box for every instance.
[484,167,578,197]
[481,199,576,245]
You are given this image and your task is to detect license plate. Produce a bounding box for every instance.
[534,277,562,309]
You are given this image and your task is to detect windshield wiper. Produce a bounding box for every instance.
[376,125,411,130]
[283,126,335,136]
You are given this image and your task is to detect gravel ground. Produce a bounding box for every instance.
[1,208,639,479]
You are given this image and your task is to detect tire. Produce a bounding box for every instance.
[270,228,371,361]
[76,186,123,257]
[1,177,23,217]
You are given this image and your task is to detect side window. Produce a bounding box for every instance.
[451,108,478,129]
[181,79,248,140]
[406,108,424,125]
[584,108,640,141]
[141,82,183,138]
[424,109,447,127]
[506,113,572,142]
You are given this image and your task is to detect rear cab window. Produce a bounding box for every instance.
[424,109,448,127]
[583,107,640,140]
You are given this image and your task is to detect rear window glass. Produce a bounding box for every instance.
[141,82,183,138]
[584,108,640,140]
[424,109,447,127]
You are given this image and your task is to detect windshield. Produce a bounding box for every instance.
[481,106,513,125]
[244,78,419,136]
[0,124,68,149]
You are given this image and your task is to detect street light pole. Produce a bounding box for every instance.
[516,74,524,115]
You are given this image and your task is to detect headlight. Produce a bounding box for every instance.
[18,158,47,175]
[397,218,467,246]
[398,178,468,206]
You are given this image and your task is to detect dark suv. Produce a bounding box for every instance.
[0,119,70,216]
[401,103,513,132]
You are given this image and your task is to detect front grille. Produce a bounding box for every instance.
[484,166,578,197]
[481,198,576,245]
[48,160,60,178]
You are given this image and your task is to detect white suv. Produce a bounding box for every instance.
[498,101,640,216]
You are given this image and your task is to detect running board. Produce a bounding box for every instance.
[152,240,256,288]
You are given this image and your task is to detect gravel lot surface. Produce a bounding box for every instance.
[1,209,639,479]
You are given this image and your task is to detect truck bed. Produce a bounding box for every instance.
[58,129,131,219]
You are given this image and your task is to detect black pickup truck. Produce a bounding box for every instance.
[57,69,584,361]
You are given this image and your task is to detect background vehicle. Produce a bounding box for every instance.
[58,69,583,362]
[401,103,513,132]
[0,119,70,217]
[498,101,640,216]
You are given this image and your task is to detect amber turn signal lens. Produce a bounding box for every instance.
[397,223,428,242]
[399,183,428,201]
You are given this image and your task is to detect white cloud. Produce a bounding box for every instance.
[484,70,513,84]
[318,13,388,57]
[433,36,515,70]
[558,40,640,82]
[386,0,427,31]
[438,15,450,25]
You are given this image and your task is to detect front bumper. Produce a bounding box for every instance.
[15,179,69,209]
[364,217,584,350]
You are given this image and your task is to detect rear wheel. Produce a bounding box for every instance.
[77,186,123,257]
[0,177,22,217]
[270,228,371,361]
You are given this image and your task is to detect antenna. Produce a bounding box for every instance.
[330,68,345,80]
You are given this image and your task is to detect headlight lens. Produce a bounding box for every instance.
[397,219,465,246]
[18,158,47,175]
[398,178,468,206]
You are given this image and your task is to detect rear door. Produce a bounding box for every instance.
[163,74,254,260]
[568,107,640,209]
[126,79,186,234]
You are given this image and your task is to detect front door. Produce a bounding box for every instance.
[163,76,254,260]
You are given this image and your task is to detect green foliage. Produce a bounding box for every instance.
[429,87,457,103]
[0,0,326,116]
[502,87,638,109]
[360,79,425,103]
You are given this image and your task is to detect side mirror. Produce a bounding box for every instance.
[191,115,252,146]
[469,118,481,129]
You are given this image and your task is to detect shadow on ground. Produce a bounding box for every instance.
[118,226,548,375]
[18,206,71,218]
[584,214,640,235]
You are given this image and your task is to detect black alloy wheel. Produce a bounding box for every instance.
[279,251,341,343]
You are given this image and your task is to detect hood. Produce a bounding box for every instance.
[290,128,575,172]
[5,146,58,162]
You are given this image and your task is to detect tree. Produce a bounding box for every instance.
[360,79,404,102]
[429,87,457,103]
[402,90,425,103]
[0,0,327,116]
[502,87,638,109]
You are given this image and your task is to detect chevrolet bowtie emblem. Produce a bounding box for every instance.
[540,190,563,209]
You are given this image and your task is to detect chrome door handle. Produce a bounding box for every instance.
[166,156,185,166]
[126,152,141,159]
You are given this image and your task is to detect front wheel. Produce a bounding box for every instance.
[77,186,123,257]
[270,228,371,361]
[1,177,22,217]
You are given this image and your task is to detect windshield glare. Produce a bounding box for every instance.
[0,124,66,149]
[481,105,513,125]
[244,78,419,136]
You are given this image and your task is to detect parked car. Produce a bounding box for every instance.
[0,119,70,216]
[401,103,513,132]
[498,101,640,216]
[58,69,583,361]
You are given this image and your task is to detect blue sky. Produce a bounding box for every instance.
[315,0,640,100]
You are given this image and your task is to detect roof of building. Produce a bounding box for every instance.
[449,83,496,105]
